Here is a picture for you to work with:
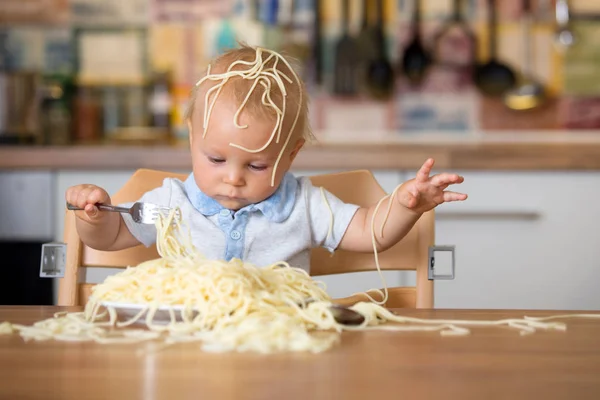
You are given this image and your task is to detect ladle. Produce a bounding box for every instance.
[554,0,575,52]
[504,0,546,111]
[399,0,431,85]
[365,0,395,99]
[473,0,516,96]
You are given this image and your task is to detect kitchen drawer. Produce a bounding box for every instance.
[425,171,600,310]
[0,171,54,240]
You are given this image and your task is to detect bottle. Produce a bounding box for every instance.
[41,76,72,145]
[148,70,173,132]
[73,86,101,143]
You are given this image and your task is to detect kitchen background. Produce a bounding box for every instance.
[2,0,600,146]
[1,0,600,310]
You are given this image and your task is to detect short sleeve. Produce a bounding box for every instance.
[303,178,360,252]
[118,178,174,247]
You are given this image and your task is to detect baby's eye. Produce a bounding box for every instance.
[208,157,225,164]
[249,164,267,171]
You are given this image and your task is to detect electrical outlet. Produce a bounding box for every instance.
[40,243,66,278]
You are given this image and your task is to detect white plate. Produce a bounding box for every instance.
[101,301,198,325]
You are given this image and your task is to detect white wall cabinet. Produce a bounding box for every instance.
[0,171,54,240]
[430,171,600,310]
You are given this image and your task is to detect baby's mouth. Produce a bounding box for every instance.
[217,194,245,202]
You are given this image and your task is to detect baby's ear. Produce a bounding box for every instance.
[289,138,305,161]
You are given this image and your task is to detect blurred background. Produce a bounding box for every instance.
[1,0,599,144]
[1,0,600,310]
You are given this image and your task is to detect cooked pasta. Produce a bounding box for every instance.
[1,206,597,353]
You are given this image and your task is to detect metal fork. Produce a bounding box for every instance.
[66,202,178,224]
[302,298,365,326]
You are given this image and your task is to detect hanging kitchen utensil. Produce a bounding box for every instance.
[399,0,431,86]
[503,0,546,111]
[366,0,394,99]
[333,0,359,96]
[473,0,516,96]
[432,0,476,71]
[280,0,311,78]
[356,0,374,94]
[312,0,323,85]
[262,0,283,51]
[357,0,377,69]
[554,0,575,52]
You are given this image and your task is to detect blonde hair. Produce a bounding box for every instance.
[185,44,314,144]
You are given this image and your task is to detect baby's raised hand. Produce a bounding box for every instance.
[65,184,112,223]
[397,158,467,214]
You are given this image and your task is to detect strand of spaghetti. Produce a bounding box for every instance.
[524,314,600,322]
[345,182,417,305]
[379,185,402,238]
[351,191,391,305]
[0,321,14,334]
[199,50,276,132]
[200,58,260,134]
[229,75,285,152]
[116,306,149,328]
[349,302,569,335]
[203,81,228,134]
[270,57,302,187]
[232,77,263,129]
[317,182,389,304]
[231,104,282,153]
[356,185,405,304]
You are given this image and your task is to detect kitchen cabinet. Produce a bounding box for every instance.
[429,171,600,310]
[0,171,55,305]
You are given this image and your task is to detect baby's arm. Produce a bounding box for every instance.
[65,185,140,251]
[339,158,467,252]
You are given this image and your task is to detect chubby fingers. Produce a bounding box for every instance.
[66,185,110,218]
[431,172,464,188]
[443,191,468,202]
[416,158,435,183]
[399,189,420,209]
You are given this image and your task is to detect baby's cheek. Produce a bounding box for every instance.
[255,182,277,200]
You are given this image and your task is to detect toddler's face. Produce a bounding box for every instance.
[188,98,303,210]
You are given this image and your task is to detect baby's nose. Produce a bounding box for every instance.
[224,168,245,186]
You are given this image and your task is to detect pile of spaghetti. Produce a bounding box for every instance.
[2,206,597,354]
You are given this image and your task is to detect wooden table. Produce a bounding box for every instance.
[1,307,599,400]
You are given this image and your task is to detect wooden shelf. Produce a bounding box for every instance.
[2,138,600,171]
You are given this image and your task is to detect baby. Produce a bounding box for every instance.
[66,45,467,272]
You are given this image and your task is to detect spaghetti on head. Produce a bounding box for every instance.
[186,45,313,187]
